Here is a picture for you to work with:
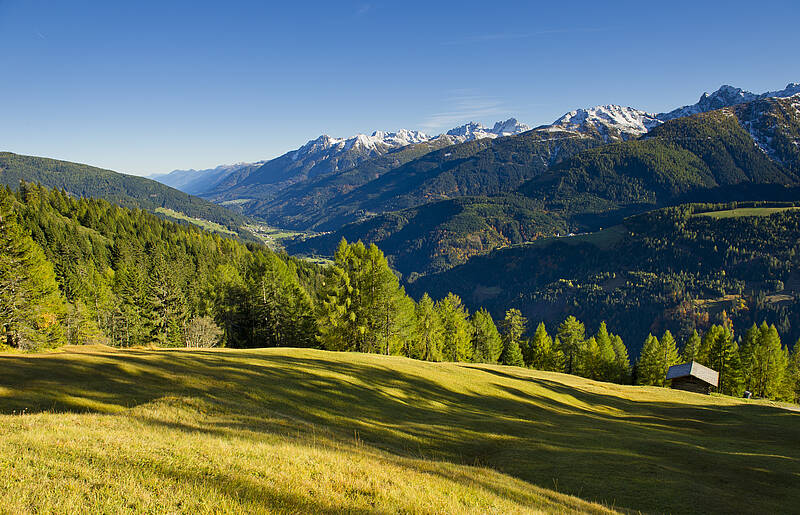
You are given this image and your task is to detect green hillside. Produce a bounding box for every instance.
[219,137,460,229]
[287,195,567,278]
[411,202,800,351]
[0,152,249,237]
[290,102,800,279]
[1,346,796,514]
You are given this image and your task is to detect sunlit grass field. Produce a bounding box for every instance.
[1,346,798,513]
[694,206,800,219]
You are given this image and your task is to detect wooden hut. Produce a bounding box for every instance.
[666,361,719,394]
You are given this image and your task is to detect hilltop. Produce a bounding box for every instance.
[1,347,797,514]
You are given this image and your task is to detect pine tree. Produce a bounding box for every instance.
[436,293,472,362]
[592,322,618,381]
[413,294,443,361]
[500,309,526,367]
[557,316,586,375]
[471,308,502,364]
[700,323,743,396]
[637,334,663,386]
[528,322,563,371]
[741,323,788,399]
[0,191,65,349]
[681,330,702,362]
[611,334,631,383]
[786,342,800,403]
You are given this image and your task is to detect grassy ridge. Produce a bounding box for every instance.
[1,347,798,513]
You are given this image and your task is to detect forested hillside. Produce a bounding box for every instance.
[287,195,566,278]
[299,128,602,230]
[3,184,799,402]
[0,183,319,350]
[411,203,800,357]
[295,99,800,277]
[0,152,249,236]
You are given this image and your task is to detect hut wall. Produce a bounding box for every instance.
[670,376,711,395]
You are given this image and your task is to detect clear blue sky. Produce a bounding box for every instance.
[1,0,798,176]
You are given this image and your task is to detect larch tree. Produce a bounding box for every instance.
[471,308,502,364]
[436,293,473,362]
[413,293,443,362]
[529,322,563,372]
[500,308,526,367]
[557,316,586,375]
[0,190,65,349]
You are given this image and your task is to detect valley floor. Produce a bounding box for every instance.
[1,346,798,514]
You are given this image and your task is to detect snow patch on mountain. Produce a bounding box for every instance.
[291,129,431,162]
[549,105,661,141]
[659,83,800,121]
[445,118,531,142]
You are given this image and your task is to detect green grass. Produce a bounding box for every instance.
[694,207,800,219]
[520,225,627,251]
[245,223,308,251]
[155,207,238,236]
[1,347,798,514]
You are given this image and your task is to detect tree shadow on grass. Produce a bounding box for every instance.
[2,348,799,514]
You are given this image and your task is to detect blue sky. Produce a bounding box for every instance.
[1,0,798,176]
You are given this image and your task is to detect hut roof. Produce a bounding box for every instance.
[666,361,719,387]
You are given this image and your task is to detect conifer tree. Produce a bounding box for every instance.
[500,309,526,367]
[681,330,702,362]
[557,316,586,375]
[413,293,443,361]
[741,323,788,399]
[786,342,800,403]
[529,322,563,371]
[471,308,502,364]
[0,191,65,349]
[637,334,663,386]
[436,293,472,362]
[700,323,743,396]
[611,334,631,383]
[592,322,618,381]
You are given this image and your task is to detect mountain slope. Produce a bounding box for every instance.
[3,346,797,514]
[151,161,266,196]
[0,152,248,235]
[658,82,800,121]
[410,202,800,352]
[519,106,799,220]
[286,195,567,278]
[294,96,800,279]
[302,127,604,230]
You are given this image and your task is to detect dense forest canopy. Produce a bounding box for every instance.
[2,183,798,402]
[0,152,250,237]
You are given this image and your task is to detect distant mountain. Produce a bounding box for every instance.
[547,105,662,141]
[0,152,250,237]
[157,119,533,204]
[446,118,532,142]
[151,162,266,196]
[293,94,800,278]
[658,82,800,121]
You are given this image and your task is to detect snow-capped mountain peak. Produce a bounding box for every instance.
[445,118,531,142]
[549,105,661,141]
[659,82,800,121]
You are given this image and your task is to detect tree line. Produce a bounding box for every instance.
[2,183,798,403]
[637,318,800,401]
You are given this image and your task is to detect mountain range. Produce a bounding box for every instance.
[3,79,800,354]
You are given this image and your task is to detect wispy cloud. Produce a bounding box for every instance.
[420,90,511,131]
[442,27,611,46]
[355,3,372,16]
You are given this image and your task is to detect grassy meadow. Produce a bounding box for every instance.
[1,347,798,514]
[694,206,800,219]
